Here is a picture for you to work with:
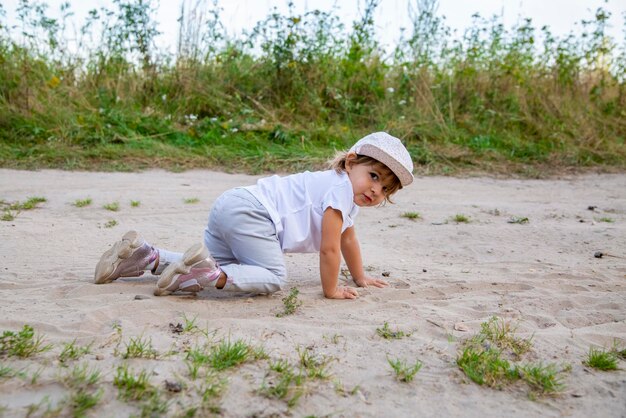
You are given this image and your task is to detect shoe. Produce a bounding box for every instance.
[154,243,221,296]
[94,231,158,284]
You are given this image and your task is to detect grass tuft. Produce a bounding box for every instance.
[376,322,410,340]
[59,339,93,364]
[73,198,92,208]
[122,335,158,359]
[0,325,52,358]
[584,347,619,371]
[103,202,120,211]
[388,357,422,382]
[400,212,421,220]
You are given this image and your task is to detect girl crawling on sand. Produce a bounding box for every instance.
[94,132,413,300]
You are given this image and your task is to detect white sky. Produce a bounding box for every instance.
[3,0,625,53]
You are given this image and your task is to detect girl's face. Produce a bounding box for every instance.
[345,156,393,207]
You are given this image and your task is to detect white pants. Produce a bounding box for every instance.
[203,188,286,293]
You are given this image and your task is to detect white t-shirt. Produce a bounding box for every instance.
[245,170,358,253]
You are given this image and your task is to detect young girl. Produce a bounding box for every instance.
[94,132,414,300]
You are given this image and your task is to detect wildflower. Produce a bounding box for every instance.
[231,128,239,133]
[161,94,167,102]
[387,87,395,94]
[398,100,407,106]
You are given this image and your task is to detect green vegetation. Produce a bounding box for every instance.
[584,347,619,370]
[596,217,615,223]
[1,197,46,221]
[59,339,93,364]
[130,200,141,207]
[103,202,120,211]
[183,197,200,204]
[104,219,118,228]
[121,335,158,359]
[376,322,410,340]
[73,198,92,208]
[401,211,421,220]
[0,325,52,358]
[260,347,332,407]
[0,1,624,175]
[452,214,471,223]
[388,357,422,382]
[113,364,156,401]
[456,317,566,397]
[276,287,303,317]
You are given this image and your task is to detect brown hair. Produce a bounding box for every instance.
[328,151,402,204]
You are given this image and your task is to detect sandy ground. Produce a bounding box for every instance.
[0,168,625,417]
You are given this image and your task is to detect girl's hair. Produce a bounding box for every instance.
[328,151,402,204]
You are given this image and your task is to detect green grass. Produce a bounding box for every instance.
[103,202,120,211]
[0,325,52,358]
[297,346,332,379]
[452,214,471,223]
[596,217,615,223]
[59,339,93,364]
[518,363,566,395]
[478,316,533,357]
[73,198,92,208]
[259,359,306,407]
[400,211,421,220]
[121,335,158,359]
[388,357,422,382]
[0,197,46,221]
[584,347,619,371]
[456,316,566,396]
[113,364,155,401]
[0,2,624,176]
[376,322,410,340]
[457,345,518,387]
[276,287,303,317]
[130,200,141,207]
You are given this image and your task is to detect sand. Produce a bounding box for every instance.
[0,168,625,417]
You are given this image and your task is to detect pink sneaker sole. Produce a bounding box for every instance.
[154,243,209,296]
[94,230,146,284]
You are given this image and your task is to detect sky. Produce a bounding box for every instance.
[2,0,625,54]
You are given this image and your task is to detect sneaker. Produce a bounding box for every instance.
[154,243,222,296]
[94,231,158,284]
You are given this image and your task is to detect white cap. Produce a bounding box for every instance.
[349,132,414,187]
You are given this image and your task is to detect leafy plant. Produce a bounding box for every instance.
[104,219,118,228]
[276,287,302,317]
[184,198,200,204]
[0,325,52,358]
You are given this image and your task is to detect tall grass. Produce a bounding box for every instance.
[0,0,624,174]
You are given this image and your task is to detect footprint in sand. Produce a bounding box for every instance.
[391,280,410,289]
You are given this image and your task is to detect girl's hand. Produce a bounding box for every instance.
[353,276,389,288]
[328,286,359,299]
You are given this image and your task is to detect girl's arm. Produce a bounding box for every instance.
[320,208,358,299]
[341,226,389,288]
